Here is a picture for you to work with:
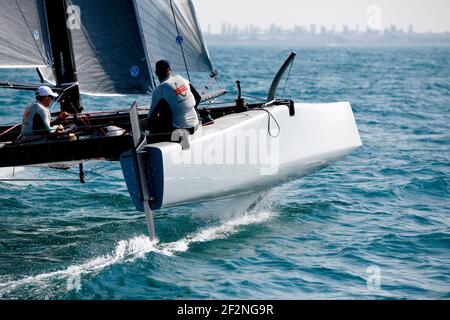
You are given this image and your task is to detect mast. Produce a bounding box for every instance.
[44,0,82,114]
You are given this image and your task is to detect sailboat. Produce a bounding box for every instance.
[0,0,362,239]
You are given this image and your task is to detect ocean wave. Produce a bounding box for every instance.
[0,209,276,298]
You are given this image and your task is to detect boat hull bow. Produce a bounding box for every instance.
[121,102,362,210]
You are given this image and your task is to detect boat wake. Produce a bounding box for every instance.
[0,209,276,298]
[158,209,275,255]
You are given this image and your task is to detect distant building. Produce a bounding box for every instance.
[389,24,397,34]
[343,25,350,34]
[294,25,307,35]
[269,24,283,35]
[207,21,450,47]
[221,22,229,35]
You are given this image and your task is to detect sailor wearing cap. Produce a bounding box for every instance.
[148,60,202,135]
[21,86,65,139]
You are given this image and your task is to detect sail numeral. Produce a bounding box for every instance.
[66,5,81,30]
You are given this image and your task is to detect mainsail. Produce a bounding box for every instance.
[0,0,52,68]
[66,0,213,95]
[66,0,154,95]
[0,0,213,96]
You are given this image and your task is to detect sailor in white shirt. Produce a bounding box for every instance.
[21,86,65,140]
[148,60,201,134]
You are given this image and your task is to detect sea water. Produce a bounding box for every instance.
[0,46,449,299]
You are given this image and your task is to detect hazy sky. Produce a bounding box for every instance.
[194,0,450,33]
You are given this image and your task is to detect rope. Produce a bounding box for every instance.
[0,124,20,138]
[0,178,80,182]
[215,76,224,90]
[169,0,191,82]
[223,90,267,103]
[49,82,79,112]
[241,93,267,102]
[85,163,114,177]
[48,83,90,128]
[249,108,281,138]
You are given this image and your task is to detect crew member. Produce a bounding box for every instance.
[148,60,201,135]
[21,86,65,140]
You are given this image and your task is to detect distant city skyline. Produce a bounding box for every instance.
[195,0,450,34]
[203,21,450,47]
[207,22,446,36]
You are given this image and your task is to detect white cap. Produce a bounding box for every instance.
[36,86,58,98]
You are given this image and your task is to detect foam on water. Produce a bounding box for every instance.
[159,210,275,255]
[0,237,158,297]
[0,209,275,297]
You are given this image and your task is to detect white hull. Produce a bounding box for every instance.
[121,102,362,211]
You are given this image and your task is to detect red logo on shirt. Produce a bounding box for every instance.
[175,84,188,96]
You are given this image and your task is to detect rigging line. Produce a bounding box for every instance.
[49,82,79,112]
[77,113,91,129]
[0,124,20,138]
[169,0,191,82]
[281,59,295,98]
[227,90,268,102]
[49,82,90,129]
[50,83,92,128]
[0,179,80,182]
[87,167,113,177]
[200,101,233,106]
[72,121,132,132]
[74,109,91,130]
[201,76,215,96]
[242,93,268,102]
[84,163,113,176]
[14,0,47,65]
[206,76,214,89]
[249,108,281,138]
[215,76,225,90]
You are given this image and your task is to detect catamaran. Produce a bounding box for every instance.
[0,0,362,239]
